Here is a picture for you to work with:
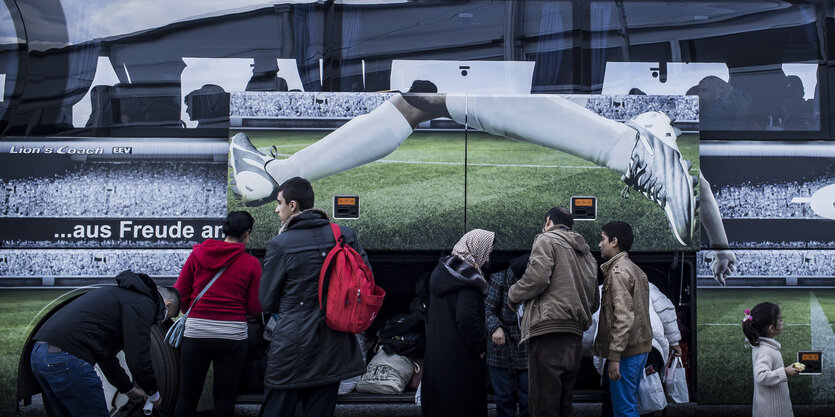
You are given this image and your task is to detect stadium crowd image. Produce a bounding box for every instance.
[1,1,835,416]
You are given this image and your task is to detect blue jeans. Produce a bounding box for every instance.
[488,366,528,417]
[606,353,648,417]
[30,342,110,417]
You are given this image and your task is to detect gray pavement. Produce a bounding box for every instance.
[17,397,835,417]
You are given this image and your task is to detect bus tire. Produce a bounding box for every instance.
[150,323,180,416]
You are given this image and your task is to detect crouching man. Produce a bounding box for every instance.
[30,270,180,416]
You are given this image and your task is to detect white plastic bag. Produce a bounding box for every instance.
[415,382,421,405]
[637,367,667,414]
[664,356,690,403]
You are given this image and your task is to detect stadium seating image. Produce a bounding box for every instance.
[0,161,226,218]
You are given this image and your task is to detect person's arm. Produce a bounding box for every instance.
[456,287,487,357]
[700,172,737,286]
[259,239,288,313]
[121,300,159,395]
[97,353,133,394]
[245,258,263,316]
[507,235,553,305]
[173,254,196,314]
[607,270,635,362]
[484,273,504,343]
[753,352,789,386]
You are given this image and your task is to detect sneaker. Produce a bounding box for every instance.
[621,115,695,246]
[228,132,278,206]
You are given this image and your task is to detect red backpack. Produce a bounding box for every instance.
[318,224,385,333]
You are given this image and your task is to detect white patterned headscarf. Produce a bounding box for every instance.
[452,229,495,271]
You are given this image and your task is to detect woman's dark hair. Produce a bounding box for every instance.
[742,302,781,346]
[223,211,255,239]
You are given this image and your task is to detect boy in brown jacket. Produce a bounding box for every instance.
[595,221,652,417]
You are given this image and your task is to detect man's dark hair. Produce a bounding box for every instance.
[601,221,634,252]
[223,211,255,238]
[158,286,181,316]
[546,206,574,228]
[277,177,314,210]
[509,253,530,279]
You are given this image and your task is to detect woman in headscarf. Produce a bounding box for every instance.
[421,229,495,417]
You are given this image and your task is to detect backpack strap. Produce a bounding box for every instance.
[318,223,344,310]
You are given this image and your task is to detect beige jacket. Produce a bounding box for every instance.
[594,252,652,361]
[508,225,598,342]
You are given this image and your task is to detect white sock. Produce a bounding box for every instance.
[265,100,413,185]
[445,94,637,173]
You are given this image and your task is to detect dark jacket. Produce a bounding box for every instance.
[421,256,488,417]
[259,209,368,389]
[485,265,528,370]
[34,270,161,394]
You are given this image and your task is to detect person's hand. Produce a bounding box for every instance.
[711,250,737,286]
[785,366,801,377]
[126,386,148,401]
[149,391,161,406]
[671,345,682,357]
[492,327,506,346]
[608,361,621,381]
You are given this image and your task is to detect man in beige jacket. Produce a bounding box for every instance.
[595,221,652,417]
[508,207,599,417]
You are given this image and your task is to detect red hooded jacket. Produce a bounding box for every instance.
[175,239,262,321]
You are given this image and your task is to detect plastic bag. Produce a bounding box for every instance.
[637,366,667,414]
[664,356,690,403]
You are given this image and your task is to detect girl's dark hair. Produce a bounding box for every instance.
[223,211,255,238]
[742,302,781,346]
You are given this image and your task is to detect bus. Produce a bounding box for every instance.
[1,0,833,414]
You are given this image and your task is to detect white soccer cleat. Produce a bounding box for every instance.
[229,132,278,207]
[621,112,695,246]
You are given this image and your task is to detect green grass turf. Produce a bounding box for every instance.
[697,289,818,404]
[229,130,700,252]
[0,290,77,413]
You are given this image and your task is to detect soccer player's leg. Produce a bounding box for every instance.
[229,96,428,206]
[430,93,696,245]
[228,132,278,206]
[621,112,696,246]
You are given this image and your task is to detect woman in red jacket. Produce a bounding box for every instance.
[173,211,262,417]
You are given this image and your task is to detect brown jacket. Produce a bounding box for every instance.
[594,252,652,361]
[508,225,599,342]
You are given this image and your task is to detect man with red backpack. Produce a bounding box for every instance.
[259,176,372,417]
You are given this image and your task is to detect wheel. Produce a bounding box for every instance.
[149,322,180,415]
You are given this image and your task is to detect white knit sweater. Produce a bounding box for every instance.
[751,337,793,417]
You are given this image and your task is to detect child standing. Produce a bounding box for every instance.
[742,302,800,417]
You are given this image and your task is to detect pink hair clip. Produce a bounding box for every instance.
[742,308,753,323]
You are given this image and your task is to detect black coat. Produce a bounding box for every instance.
[259,209,368,389]
[34,270,162,394]
[421,256,488,417]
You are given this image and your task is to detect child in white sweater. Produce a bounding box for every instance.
[742,302,800,417]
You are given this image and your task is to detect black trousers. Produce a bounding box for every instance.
[260,383,340,417]
[173,336,248,417]
[528,332,583,417]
